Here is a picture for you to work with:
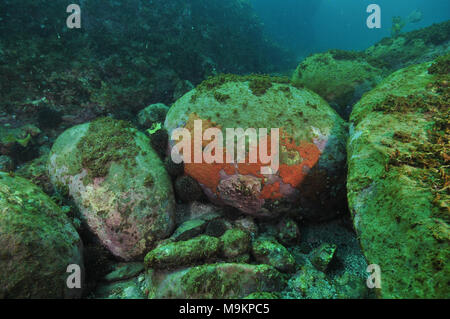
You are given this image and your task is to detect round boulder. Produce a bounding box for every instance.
[165,75,347,220]
[48,117,175,260]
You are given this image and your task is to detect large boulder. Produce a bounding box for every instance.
[291,50,385,119]
[165,74,348,221]
[0,173,83,298]
[347,57,449,298]
[48,117,175,261]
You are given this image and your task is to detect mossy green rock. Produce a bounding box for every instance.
[48,117,175,261]
[0,173,83,298]
[165,74,348,221]
[95,272,151,299]
[347,60,449,298]
[286,265,335,299]
[310,243,337,272]
[220,228,251,260]
[149,263,284,299]
[144,235,221,269]
[292,51,385,119]
[252,238,296,273]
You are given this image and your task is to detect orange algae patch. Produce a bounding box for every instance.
[185,162,228,192]
[260,181,284,200]
[278,135,322,188]
[179,115,323,199]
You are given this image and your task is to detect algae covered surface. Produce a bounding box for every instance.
[347,60,449,298]
[0,1,449,300]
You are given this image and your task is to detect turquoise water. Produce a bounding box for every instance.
[252,0,450,56]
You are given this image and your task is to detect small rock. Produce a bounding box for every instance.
[137,103,169,130]
[95,278,148,299]
[234,217,258,238]
[334,273,370,299]
[171,219,206,241]
[310,243,337,272]
[104,263,145,283]
[221,229,251,260]
[251,239,296,273]
[144,235,221,269]
[277,218,300,246]
[287,265,335,299]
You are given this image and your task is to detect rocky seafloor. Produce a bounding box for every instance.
[0,2,449,299]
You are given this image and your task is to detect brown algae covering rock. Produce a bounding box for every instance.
[347,57,450,298]
[48,117,175,261]
[0,173,83,298]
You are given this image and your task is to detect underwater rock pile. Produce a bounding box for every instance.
[347,56,450,298]
[48,117,175,260]
[165,74,348,221]
[0,5,448,298]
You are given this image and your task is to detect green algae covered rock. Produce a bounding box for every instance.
[165,74,348,221]
[310,243,337,272]
[292,50,385,119]
[48,117,175,261]
[286,265,336,299]
[365,20,450,72]
[221,228,251,260]
[149,263,284,299]
[0,173,83,298]
[252,238,296,273]
[144,235,221,269]
[347,58,450,298]
[95,272,151,299]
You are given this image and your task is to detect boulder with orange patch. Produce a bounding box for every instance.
[165,75,347,220]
